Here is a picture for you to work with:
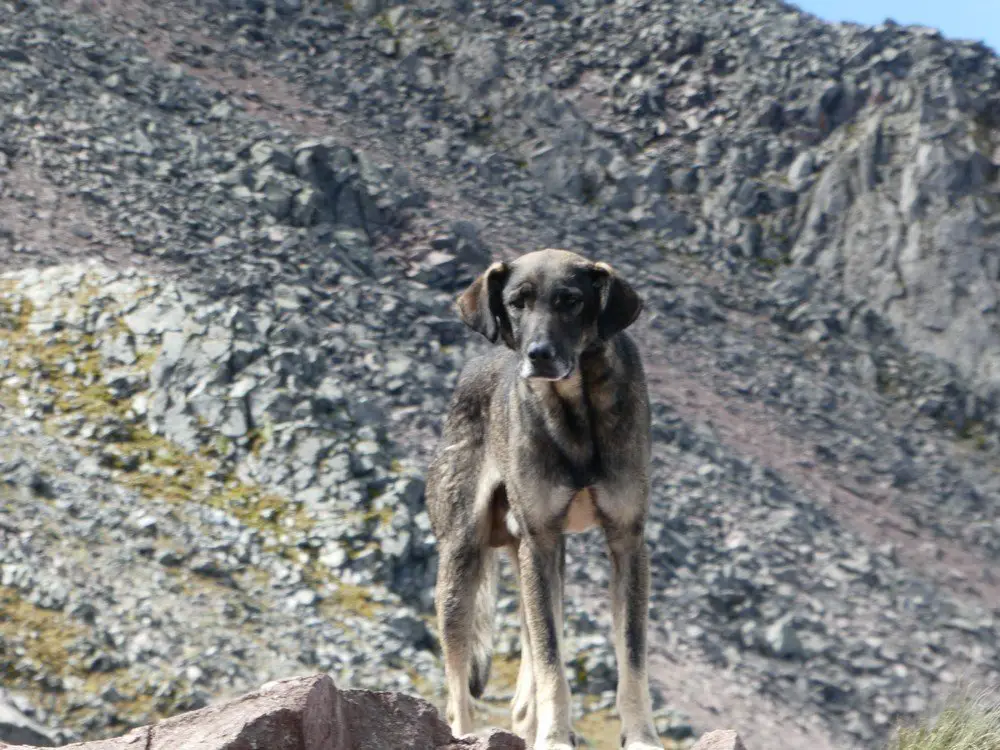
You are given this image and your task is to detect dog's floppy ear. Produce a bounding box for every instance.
[591,261,643,339]
[456,262,512,346]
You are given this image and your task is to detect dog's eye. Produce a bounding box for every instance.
[553,292,582,311]
[508,295,525,310]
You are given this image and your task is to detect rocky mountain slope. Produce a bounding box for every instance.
[0,0,998,748]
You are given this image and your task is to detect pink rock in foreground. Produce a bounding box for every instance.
[444,727,528,749]
[691,729,748,750]
[0,731,150,750]
[0,674,527,750]
[336,688,452,750]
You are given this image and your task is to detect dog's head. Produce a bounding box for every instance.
[456,248,643,381]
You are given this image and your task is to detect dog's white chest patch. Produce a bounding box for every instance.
[564,488,598,533]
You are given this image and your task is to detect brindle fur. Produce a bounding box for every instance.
[425,249,662,750]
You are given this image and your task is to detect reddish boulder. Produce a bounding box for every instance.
[444,727,527,749]
[336,689,452,750]
[691,729,748,750]
[148,674,340,750]
[0,675,527,750]
[0,730,150,750]
[0,675,338,750]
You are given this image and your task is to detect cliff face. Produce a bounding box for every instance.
[0,1,998,749]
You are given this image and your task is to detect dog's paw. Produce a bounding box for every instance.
[531,725,577,750]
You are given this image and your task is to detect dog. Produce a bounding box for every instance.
[425,248,661,750]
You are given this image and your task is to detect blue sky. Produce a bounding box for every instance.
[792,0,999,53]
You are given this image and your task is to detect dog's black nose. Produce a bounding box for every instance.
[527,342,555,362]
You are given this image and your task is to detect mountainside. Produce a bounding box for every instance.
[0,0,999,749]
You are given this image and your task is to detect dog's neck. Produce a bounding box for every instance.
[521,340,619,489]
[580,339,613,366]
[538,340,617,405]
[549,369,586,403]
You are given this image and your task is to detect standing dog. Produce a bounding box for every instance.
[425,249,661,750]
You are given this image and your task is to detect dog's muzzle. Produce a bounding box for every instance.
[520,342,574,380]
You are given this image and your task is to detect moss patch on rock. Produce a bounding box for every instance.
[0,274,386,624]
[0,584,188,735]
[0,279,318,557]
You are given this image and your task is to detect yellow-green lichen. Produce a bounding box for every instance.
[323,582,379,619]
[0,584,170,734]
[0,283,316,549]
[0,585,83,680]
[0,276,424,730]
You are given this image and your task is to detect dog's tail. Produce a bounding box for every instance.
[469,548,498,699]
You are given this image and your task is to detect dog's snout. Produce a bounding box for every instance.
[527,342,555,362]
[521,340,570,380]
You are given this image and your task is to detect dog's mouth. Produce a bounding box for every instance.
[519,359,575,381]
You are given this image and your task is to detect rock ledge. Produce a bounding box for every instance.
[0,674,525,750]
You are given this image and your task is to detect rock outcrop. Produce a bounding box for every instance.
[0,675,524,750]
[690,730,747,750]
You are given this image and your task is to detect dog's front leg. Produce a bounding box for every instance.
[607,523,661,750]
[517,533,575,750]
[509,540,537,741]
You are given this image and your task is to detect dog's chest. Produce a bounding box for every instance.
[518,367,631,489]
[533,396,615,490]
[499,487,599,542]
[563,487,599,533]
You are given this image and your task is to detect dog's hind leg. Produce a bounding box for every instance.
[606,522,660,750]
[555,536,567,658]
[469,547,499,699]
[436,539,487,737]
